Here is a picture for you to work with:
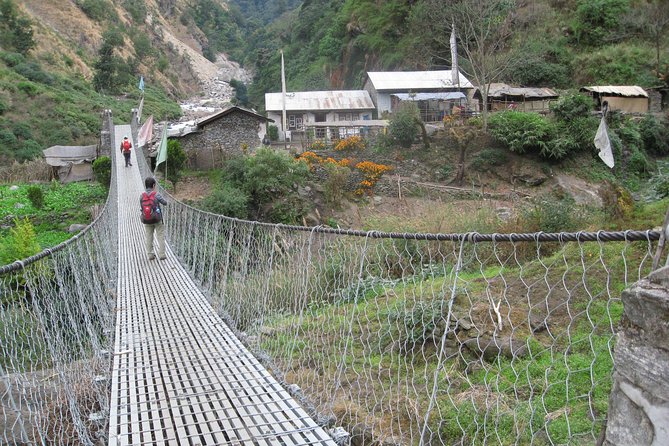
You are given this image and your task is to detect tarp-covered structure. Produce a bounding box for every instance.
[43,145,97,182]
[486,83,558,112]
[580,86,649,113]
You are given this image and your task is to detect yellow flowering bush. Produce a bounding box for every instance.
[310,140,327,151]
[334,135,365,151]
[297,151,323,170]
[355,161,392,195]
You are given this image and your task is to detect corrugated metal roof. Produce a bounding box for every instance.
[265,90,375,111]
[366,71,474,90]
[43,145,96,166]
[580,86,648,97]
[487,83,558,98]
[392,92,466,101]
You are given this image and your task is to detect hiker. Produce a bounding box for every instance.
[140,177,167,260]
[120,136,133,167]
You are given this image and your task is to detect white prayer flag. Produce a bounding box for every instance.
[594,115,614,168]
[450,24,459,87]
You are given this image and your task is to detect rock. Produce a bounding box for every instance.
[513,166,548,186]
[464,335,528,361]
[554,174,603,208]
[68,224,88,233]
[496,206,512,221]
[530,313,548,333]
[373,196,383,204]
[9,185,19,190]
[14,203,25,209]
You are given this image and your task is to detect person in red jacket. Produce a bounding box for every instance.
[120,136,132,167]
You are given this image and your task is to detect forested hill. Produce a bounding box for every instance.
[239,0,668,110]
[0,0,667,164]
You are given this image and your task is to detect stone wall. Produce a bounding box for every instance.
[603,266,669,446]
[178,111,263,169]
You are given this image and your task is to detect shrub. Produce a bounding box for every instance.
[92,156,112,188]
[123,0,147,23]
[162,140,187,190]
[572,0,630,46]
[13,61,54,85]
[389,102,420,148]
[639,114,669,155]
[17,81,38,96]
[15,140,42,161]
[200,183,249,219]
[268,125,279,141]
[323,161,351,208]
[489,111,556,158]
[520,194,577,233]
[0,51,24,67]
[26,185,44,208]
[470,148,509,171]
[334,135,365,151]
[78,0,118,22]
[0,217,41,265]
[550,92,593,122]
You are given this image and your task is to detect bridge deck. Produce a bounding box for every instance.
[109,125,336,445]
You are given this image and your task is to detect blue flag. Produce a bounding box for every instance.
[138,76,144,92]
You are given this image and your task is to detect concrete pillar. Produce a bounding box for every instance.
[604,266,669,446]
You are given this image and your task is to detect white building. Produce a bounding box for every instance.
[363,70,475,118]
[264,90,376,141]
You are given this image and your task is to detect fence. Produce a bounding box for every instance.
[165,195,660,445]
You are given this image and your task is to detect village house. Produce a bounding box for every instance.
[485,83,559,112]
[580,86,649,113]
[363,70,476,120]
[167,106,272,170]
[264,90,377,143]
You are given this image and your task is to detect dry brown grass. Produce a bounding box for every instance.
[0,159,51,184]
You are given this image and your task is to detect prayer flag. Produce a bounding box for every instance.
[450,24,459,87]
[594,114,614,168]
[138,115,153,148]
[155,122,168,168]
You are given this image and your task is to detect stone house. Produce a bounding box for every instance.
[170,106,272,170]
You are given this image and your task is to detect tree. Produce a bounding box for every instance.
[0,0,35,55]
[162,140,187,191]
[413,0,517,131]
[93,28,125,93]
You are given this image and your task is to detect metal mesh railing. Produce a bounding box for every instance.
[165,200,660,445]
[0,112,118,445]
[0,110,664,444]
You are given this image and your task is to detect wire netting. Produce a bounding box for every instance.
[0,112,118,446]
[165,200,659,446]
[0,112,663,445]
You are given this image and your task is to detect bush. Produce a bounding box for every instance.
[0,217,41,265]
[78,0,118,22]
[26,185,43,208]
[489,111,556,157]
[470,148,509,171]
[17,81,38,96]
[201,183,249,219]
[389,102,420,148]
[521,194,577,233]
[639,114,669,155]
[13,61,54,85]
[268,125,279,141]
[15,140,41,161]
[92,156,112,188]
[123,0,147,23]
[572,0,630,46]
[323,162,351,208]
[550,92,593,122]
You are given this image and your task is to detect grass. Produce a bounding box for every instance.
[251,196,665,445]
[0,182,107,262]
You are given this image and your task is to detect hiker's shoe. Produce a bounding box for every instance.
[148,254,156,260]
[159,255,167,260]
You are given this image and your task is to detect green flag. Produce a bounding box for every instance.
[155,123,168,168]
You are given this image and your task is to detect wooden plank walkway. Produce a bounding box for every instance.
[108,125,337,446]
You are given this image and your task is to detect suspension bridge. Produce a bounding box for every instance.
[0,111,664,445]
